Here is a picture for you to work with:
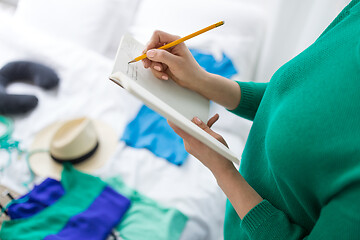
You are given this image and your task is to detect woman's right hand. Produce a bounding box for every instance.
[142,30,208,93]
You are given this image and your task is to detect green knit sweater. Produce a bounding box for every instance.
[225,1,360,239]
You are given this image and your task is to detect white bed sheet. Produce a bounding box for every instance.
[0,15,248,240]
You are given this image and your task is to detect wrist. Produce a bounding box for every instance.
[192,69,212,97]
[193,71,240,109]
[209,157,238,183]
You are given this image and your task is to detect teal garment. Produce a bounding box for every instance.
[0,164,106,240]
[225,1,360,239]
[105,177,188,240]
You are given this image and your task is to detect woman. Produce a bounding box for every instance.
[142,1,360,239]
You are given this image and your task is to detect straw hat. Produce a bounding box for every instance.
[29,117,117,179]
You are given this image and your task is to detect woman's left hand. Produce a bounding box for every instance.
[170,114,264,219]
[168,114,235,176]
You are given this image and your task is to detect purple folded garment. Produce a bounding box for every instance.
[44,186,131,240]
[7,175,131,240]
[8,178,65,220]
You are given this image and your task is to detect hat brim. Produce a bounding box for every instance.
[29,119,117,180]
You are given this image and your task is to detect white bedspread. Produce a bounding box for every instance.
[0,15,249,240]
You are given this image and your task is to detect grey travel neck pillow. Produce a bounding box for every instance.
[0,61,60,114]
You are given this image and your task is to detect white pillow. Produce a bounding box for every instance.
[129,0,266,80]
[14,0,140,59]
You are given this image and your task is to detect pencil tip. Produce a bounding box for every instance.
[128,60,135,64]
[215,21,225,27]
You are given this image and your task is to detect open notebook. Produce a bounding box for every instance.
[109,34,239,165]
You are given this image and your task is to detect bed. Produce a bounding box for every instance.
[0,0,265,239]
[1,0,351,239]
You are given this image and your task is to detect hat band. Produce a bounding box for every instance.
[50,141,99,165]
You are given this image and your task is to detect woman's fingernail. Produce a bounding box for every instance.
[147,50,156,58]
[154,66,161,71]
[161,75,168,80]
[194,117,201,124]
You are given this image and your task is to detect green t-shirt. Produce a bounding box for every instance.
[225,1,360,239]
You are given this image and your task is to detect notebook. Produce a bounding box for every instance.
[109,34,239,165]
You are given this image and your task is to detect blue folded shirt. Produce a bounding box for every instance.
[121,105,188,166]
[190,49,238,78]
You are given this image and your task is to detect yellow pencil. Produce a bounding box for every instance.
[128,21,225,64]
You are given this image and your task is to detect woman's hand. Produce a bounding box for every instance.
[169,114,263,219]
[142,30,208,93]
[168,114,235,176]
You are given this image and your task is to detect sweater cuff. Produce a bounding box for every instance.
[241,200,278,236]
[228,81,267,121]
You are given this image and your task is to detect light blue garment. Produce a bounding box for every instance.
[121,105,188,165]
[190,49,238,78]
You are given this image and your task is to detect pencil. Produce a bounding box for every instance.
[128,21,225,64]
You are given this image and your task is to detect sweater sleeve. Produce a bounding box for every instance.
[241,185,360,240]
[227,81,268,121]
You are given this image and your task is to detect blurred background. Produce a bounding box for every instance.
[0,0,351,239]
[0,0,350,81]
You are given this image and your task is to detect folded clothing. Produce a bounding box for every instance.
[3,165,188,240]
[106,177,188,240]
[44,185,129,240]
[8,178,64,220]
[0,164,130,240]
[121,105,188,166]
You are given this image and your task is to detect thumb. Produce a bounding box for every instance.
[146,49,180,68]
[192,117,213,135]
[192,116,228,147]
